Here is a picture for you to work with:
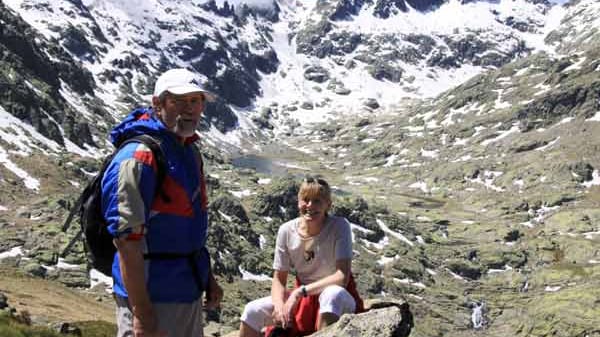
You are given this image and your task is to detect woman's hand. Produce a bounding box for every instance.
[282,288,302,328]
[272,301,287,327]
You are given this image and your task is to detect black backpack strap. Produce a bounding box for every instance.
[143,248,208,294]
[61,194,84,233]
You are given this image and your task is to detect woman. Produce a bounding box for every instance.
[239,177,363,337]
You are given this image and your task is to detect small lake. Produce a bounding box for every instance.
[231,154,292,176]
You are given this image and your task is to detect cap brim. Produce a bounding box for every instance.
[165,85,216,102]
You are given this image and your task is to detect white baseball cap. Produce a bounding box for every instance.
[153,68,215,101]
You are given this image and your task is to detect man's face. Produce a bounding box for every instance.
[155,92,205,138]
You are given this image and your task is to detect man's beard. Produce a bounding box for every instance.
[173,115,199,138]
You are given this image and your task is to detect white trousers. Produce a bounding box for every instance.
[240,285,356,333]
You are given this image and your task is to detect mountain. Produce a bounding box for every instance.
[1,0,568,148]
[2,0,600,336]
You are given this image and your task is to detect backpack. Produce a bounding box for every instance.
[60,134,168,276]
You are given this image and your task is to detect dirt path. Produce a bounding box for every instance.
[0,267,115,324]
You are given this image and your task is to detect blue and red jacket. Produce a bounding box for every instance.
[101,107,210,303]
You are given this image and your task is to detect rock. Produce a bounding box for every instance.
[301,102,314,110]
[354,118,371,127]
[0,292,7,309]
[332,197,385,243]
[504,229,521,242]
[32,250,58,265]
[210,194,250,223]
[446,259,482,280]
[363,98,380,109]
[252,176,299,221]
[510,139,549,153]
[204,321,237,337]
[303,66,330,83]
[545,194,576,207]
[310,301,413,337]
[569,162,593,183]
[203,98,239,133]
[367,59,403,82]
[23,262,46,278]
[47,269,90,288]
[53,322,82,336]
[334,87,351,95]
[16,207,31,219]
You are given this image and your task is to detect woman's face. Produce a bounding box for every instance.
[298,194,331,225]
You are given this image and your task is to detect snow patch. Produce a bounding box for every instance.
[562,56,587,72]
[239,266,271,281]
[89,268,113,292]
[582,170,600,188]
[481,123,520,146]
[536,137,560,151]
[545,285,561,292]
[376,219,414,247]
[409,181,429,193]
[0,246,24,259]
[229,189,253,198]
[0,145,39,191]
[466,170,504,192]
[586,111,600,121]
[257,178,272,185]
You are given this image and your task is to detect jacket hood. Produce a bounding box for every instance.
[109,107,166,146]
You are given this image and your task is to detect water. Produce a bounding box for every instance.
[231,154,278,174]
[471,301,486,329]
[231,154,291,175]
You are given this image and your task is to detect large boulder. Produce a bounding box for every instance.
[310,301,413,337]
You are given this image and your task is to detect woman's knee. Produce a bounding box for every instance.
[319,285,348,302]
[240,297,273,332]
[319,285,356,315]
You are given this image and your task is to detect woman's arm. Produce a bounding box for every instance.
[291,258,351,299]
[271,269,289,327]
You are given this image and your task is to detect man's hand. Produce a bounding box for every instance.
[204,275,223,310]
[132,315,167,337]
[116,238,167,337]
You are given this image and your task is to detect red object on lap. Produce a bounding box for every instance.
[264,275,364,337]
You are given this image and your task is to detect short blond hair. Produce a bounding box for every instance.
[298,177,331,203]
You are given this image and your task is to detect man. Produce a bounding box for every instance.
[102,68,223,337]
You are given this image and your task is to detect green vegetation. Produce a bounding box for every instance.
[0,312,115,337]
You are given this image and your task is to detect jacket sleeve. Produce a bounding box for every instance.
[102,142,158,239]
